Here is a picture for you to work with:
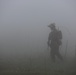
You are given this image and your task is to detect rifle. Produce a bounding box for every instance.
[64,40,68,60]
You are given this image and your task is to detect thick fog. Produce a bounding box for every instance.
[0,0,76,59]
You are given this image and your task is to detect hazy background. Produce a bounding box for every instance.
[0,0,76,60]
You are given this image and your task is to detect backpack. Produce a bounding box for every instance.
[57,30,62,45]
[57,30,62,40]
[50,30,62,46]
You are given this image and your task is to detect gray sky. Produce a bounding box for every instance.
[0,0,76,57]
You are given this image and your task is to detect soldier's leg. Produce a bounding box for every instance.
[51,50,55,62]
[56,51,63,61]
[55,46,63,61]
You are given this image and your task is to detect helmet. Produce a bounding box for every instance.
[48,23,55,28]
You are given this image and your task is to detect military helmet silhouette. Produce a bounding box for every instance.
[48,23,55,28]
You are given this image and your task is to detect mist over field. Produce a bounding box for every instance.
[0,0,76,75]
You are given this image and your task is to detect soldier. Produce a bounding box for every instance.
[47,23,63,62]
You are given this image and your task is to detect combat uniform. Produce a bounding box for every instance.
[48,23,63,62]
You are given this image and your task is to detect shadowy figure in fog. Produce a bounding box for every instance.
[47,23,63,62]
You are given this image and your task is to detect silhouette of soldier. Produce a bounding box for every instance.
[47,23,63,62]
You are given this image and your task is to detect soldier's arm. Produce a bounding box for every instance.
[47,33,51,46]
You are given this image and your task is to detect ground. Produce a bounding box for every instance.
[0,56,76,75]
